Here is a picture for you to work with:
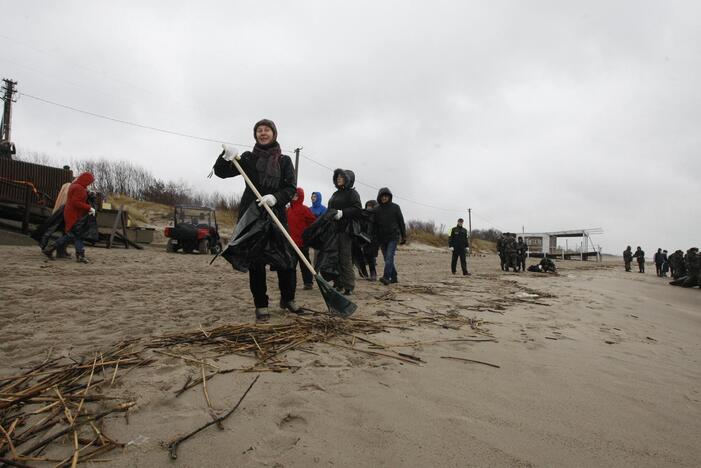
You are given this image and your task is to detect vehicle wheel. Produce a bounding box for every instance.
[211,242,222,255]
[198,239,208,254]
[166,239,176,253]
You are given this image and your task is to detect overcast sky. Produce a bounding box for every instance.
[2,1,699,254]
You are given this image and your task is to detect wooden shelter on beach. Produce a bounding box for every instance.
[520,228,603,261]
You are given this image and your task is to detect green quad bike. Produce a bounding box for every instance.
[164,205,222,254]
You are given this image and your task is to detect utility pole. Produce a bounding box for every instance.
[467,208,472,255]
[293,147,302,185]
[1,78,18,142]
[467,208,472,238]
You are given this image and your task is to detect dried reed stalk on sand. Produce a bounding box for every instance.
[0,340,151,466]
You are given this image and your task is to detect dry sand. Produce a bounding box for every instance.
[1,243,699,467]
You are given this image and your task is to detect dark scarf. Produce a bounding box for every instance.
[252,141,282,188]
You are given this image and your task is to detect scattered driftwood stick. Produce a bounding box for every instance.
[201,365,213,410]
[328,343,420,365]
[440,356,501,368]
[397,352,425,363]
[109,359,120,387]
[175,375,193,397]
[388,337,497,348]
[0,457,33,468]
[168,375,259,460]
[20,403,135,457]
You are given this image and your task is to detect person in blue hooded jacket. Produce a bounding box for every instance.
[310,192,327,218]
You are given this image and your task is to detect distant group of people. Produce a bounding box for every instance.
[214,119,407,321]
[623,246,646,273]
[496,233,529,272]
[623,245,700,288]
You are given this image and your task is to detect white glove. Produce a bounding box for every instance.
[466,248,470,253]
[258,194,277,207]
[334,210,343,220]
[88,207,96,216]
[222,144,240,161]
[449,246,454,251]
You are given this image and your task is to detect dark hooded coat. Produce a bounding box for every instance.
[213,148,296,225]
[327,169,362,232]
[373,187,406,243]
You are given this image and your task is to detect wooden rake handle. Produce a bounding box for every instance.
[230,158,318,276]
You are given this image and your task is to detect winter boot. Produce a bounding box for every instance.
[42,244,56,260]
[76,251,89,264]
[255,307,270,322]
[280,300,304,315]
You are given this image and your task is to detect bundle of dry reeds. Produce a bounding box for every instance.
[0,340,152,467]
[148,315,390,362]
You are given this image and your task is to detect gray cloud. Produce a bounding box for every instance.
[2,0,699,253]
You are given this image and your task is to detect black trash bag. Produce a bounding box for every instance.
[302,209,340,280]
[71,213,100,244]
[31,206,66,249]
[349,210,374,275]
[221,201,295,273]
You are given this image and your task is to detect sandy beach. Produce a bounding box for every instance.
[1,244,699,467]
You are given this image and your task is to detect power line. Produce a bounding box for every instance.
[19,92,252,147]
[19,91,504,229]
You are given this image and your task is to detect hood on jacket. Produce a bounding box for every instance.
[75,172,95,188]
[333,168,356,189]
[311,191,323,208]
[377,187,393,204]
[291,187,305,207]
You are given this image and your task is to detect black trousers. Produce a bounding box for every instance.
[451,249,467,274]
[249,263,295,308]
[624,260,631,271]
[519,255,526,272]
[638,260,645,273]
[655,263,662,277]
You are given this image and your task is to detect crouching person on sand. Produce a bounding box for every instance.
[213,119,302,322]
[43,172,95,263]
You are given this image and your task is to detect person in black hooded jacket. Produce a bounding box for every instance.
[374,187,406,285]
[327,168,362,294]
[213,119,300,322]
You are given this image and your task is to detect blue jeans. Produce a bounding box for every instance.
[380,240,398,281]
[56,232,84,253]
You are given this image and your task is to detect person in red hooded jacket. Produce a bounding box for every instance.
[286,187,317,289]
[43,172,95,263]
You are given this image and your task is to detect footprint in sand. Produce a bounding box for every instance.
[278,413,308,431]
